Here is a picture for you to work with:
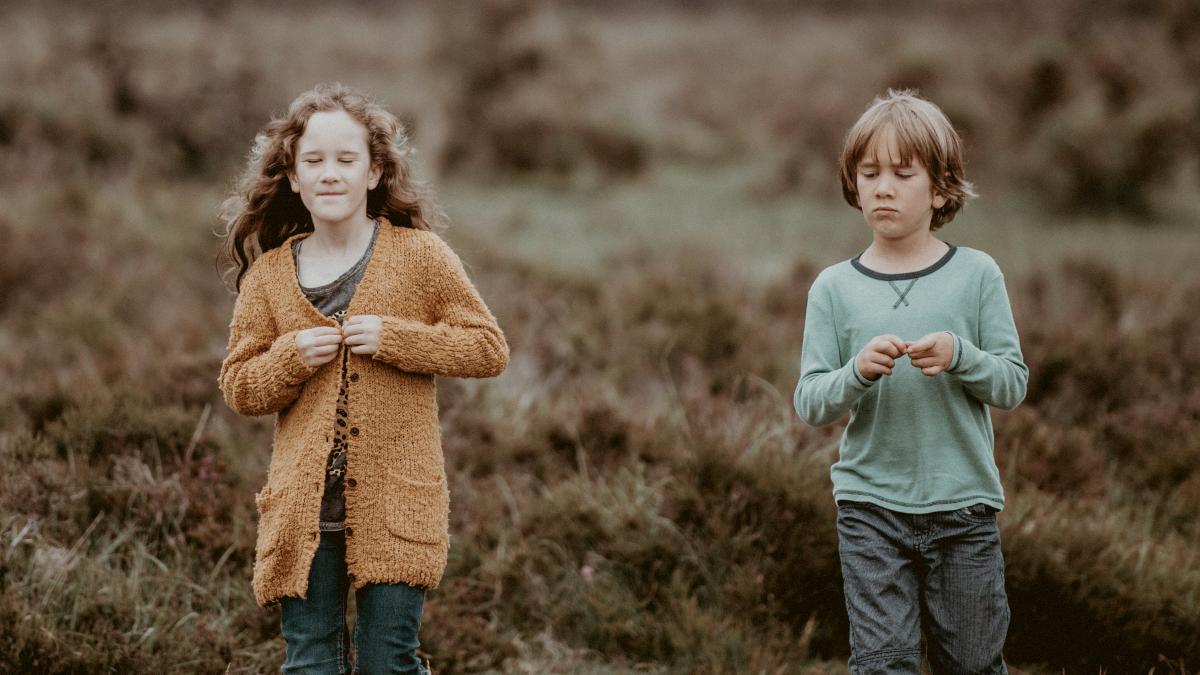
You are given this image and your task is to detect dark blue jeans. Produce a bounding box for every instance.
[280,530,429,674]
[836,501,1009,675]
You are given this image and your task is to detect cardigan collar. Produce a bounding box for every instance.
[279,217,398,326]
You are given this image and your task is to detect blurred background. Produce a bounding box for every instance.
[1,0,1198,672]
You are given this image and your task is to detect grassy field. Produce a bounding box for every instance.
[1,2,1199,673]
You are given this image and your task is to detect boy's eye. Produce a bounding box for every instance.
[860,171,877,178]
[304,159,320,164]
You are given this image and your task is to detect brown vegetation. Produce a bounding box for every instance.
[1,1,1198,672]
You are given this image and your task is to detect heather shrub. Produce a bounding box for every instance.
[0,9,280,183]
[431,0,647,181]
[1,3,1198,673]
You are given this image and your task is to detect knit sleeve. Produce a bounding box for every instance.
[946,269,1028,410]
[372,236,509,378]
[793,275,872,426]
[218,266,318,416]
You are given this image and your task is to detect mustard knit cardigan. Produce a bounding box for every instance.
[218,220,508,607]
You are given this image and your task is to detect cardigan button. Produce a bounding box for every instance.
[349,372,359,382]
[350,427,360,437]
[347,572,356,582]
[345,527,353,537]
[347,478,357,488]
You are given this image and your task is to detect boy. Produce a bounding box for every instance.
[794,90,1028,674]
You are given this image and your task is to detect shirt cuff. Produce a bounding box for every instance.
[947,332,965,373]
[851,359,875,388]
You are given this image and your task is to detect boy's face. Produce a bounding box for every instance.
[855,126,946,243]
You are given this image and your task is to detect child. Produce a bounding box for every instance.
[794,90,1028,674]
[218,82,508,674]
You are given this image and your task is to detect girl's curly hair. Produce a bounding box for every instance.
[218,82,443,291]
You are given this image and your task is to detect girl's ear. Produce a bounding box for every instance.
[287,170,300,193]
[368,164,382,191]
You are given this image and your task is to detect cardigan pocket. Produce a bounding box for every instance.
[384,474,449,545]
[254,485,283,560]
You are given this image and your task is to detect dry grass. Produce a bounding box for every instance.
[1,1,1198,673]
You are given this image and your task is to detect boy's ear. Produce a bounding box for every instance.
[932,192,947,210]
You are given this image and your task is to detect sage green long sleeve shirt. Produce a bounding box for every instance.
[793,245,1028,513]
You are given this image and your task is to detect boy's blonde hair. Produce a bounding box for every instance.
[839,89,976,231]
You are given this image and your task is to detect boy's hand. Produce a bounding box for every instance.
[296,326,343,367]
[344,315,383,355]
[906,332,955,376]
[855,335,907,382]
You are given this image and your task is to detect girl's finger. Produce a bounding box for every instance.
[922,366,944,376]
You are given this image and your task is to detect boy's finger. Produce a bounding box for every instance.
[908,336,935,352]
[922,365,944,376]
[879,335,907,355]
[875,341,901,357]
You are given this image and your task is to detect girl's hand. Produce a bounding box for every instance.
[296,326,343,367]
[906,332,955,376]
[344,314,383,355]
[855,334,907,382]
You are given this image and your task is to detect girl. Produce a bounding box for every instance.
[218,82,508,674]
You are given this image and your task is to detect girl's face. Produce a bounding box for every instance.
[288,109,382,230]
[855,126,946,244]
